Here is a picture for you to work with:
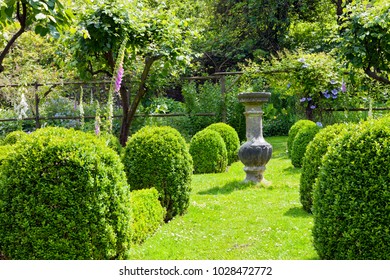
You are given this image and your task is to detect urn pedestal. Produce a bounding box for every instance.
[238,92,273,183]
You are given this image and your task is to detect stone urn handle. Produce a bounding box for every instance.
[238,92,273,183]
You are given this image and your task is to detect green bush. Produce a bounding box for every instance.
[0,145,13,167]
[189,129,228,174]
[205,122,240,165]
[291,122,320,168]
[130,188,166,244]
[287,120,316,157]
[0,127,132,260]
[2,130,27,145]
[123,126,193,222]
[96,132,123,155]
[313,117,390,259]
[300,123,352,212]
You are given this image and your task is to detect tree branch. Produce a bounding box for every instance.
[365,67,390,85]
[0,1,28,73]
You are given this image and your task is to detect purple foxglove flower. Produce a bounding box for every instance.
[95,122,100,135]
[115,64,124,93]
[341,81,347,92]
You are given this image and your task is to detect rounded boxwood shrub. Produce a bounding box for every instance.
[205,122,240,165]
[130,188,166,244]
[0,127,132,260]
[189,128,228,174]
[313,117,390,259]
[95,131,122,155]
[2,130,27,145]
[300,123,353,212]
[291,123,320,168]
[287,120,316,157]
[123,125,193,222]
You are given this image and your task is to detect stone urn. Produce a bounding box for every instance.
[238,92,273,183]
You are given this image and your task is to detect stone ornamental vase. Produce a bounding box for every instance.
[238,92,273,183]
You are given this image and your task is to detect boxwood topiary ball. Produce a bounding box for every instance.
[291,122,320,168]
[123,126,193,222]
[287,120,316,157]
[300,123,353,213]
[313,116,390,259]
[205,122,240,165]
[0,127,132,260]
[189,128,228,174]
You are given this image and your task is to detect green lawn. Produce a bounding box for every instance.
[128,136,319,260]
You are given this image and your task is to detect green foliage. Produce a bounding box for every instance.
[2,130,26,145]
[123,125,193,221]
[189,129,228,174]
[287,119,316,157]
[337,2,390,84]
[313,116,390,259]
[0,144,13,166]
[95,131,122,156]
[0,127,132,259]
[205,122,240,165]
[130,188,166,245]
[291,123,320,168]
[300,123,352,212]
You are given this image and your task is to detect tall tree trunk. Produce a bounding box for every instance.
[119,56,160,146]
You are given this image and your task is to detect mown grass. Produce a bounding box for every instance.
[128,136,319,260]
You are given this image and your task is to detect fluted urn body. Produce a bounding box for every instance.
[238,92,273,183]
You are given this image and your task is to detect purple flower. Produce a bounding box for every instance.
[331,88,339,95]
[302,63,309,68]
[287,83,291,89]
[341,82,347,93]
[300,97,307,102]
[298,58,305,63]
[307,97,312,101]
[115,64,124,93]
[310,105,316,109]
[332,94,338,99]
[316,122,323,127]
[323,90,330,99]
[330,79,337,85]
[95,122,100,136]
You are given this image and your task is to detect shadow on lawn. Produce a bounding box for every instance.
[284,206,312,218]
[198,180,255,195]
[283,166,301,175]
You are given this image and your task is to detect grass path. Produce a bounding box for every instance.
[128,136,319,260]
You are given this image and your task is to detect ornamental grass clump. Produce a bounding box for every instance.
[205,122,240,165]
[189,129,228,174]
[290,122,320,168]
[313,116,390,259]
[299,123,354,212]
[0,127,132,260]
[123,126,193,222]
[287,119,316,157]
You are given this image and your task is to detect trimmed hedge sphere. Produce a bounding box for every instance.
[130,188,166,244]
[123,126,193,222]
[287,120,316,157]
[300,123,352,212]
[313,117,390,259]
[189,129,228,174]
[0,127,132,260]
[291,122,320,168]
[205,122,240,165]
[2,130,27,145]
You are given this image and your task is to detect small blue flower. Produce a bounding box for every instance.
[298,58,305,63]
[316,122,323,127]
[331,88,339,95]
[300,97,307,102]
[302,63,309,68]
[307,97,312,101]
[323,90,330,99]
[287,83,291,89]
[330,79,337,85]
[310,105,316,109]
